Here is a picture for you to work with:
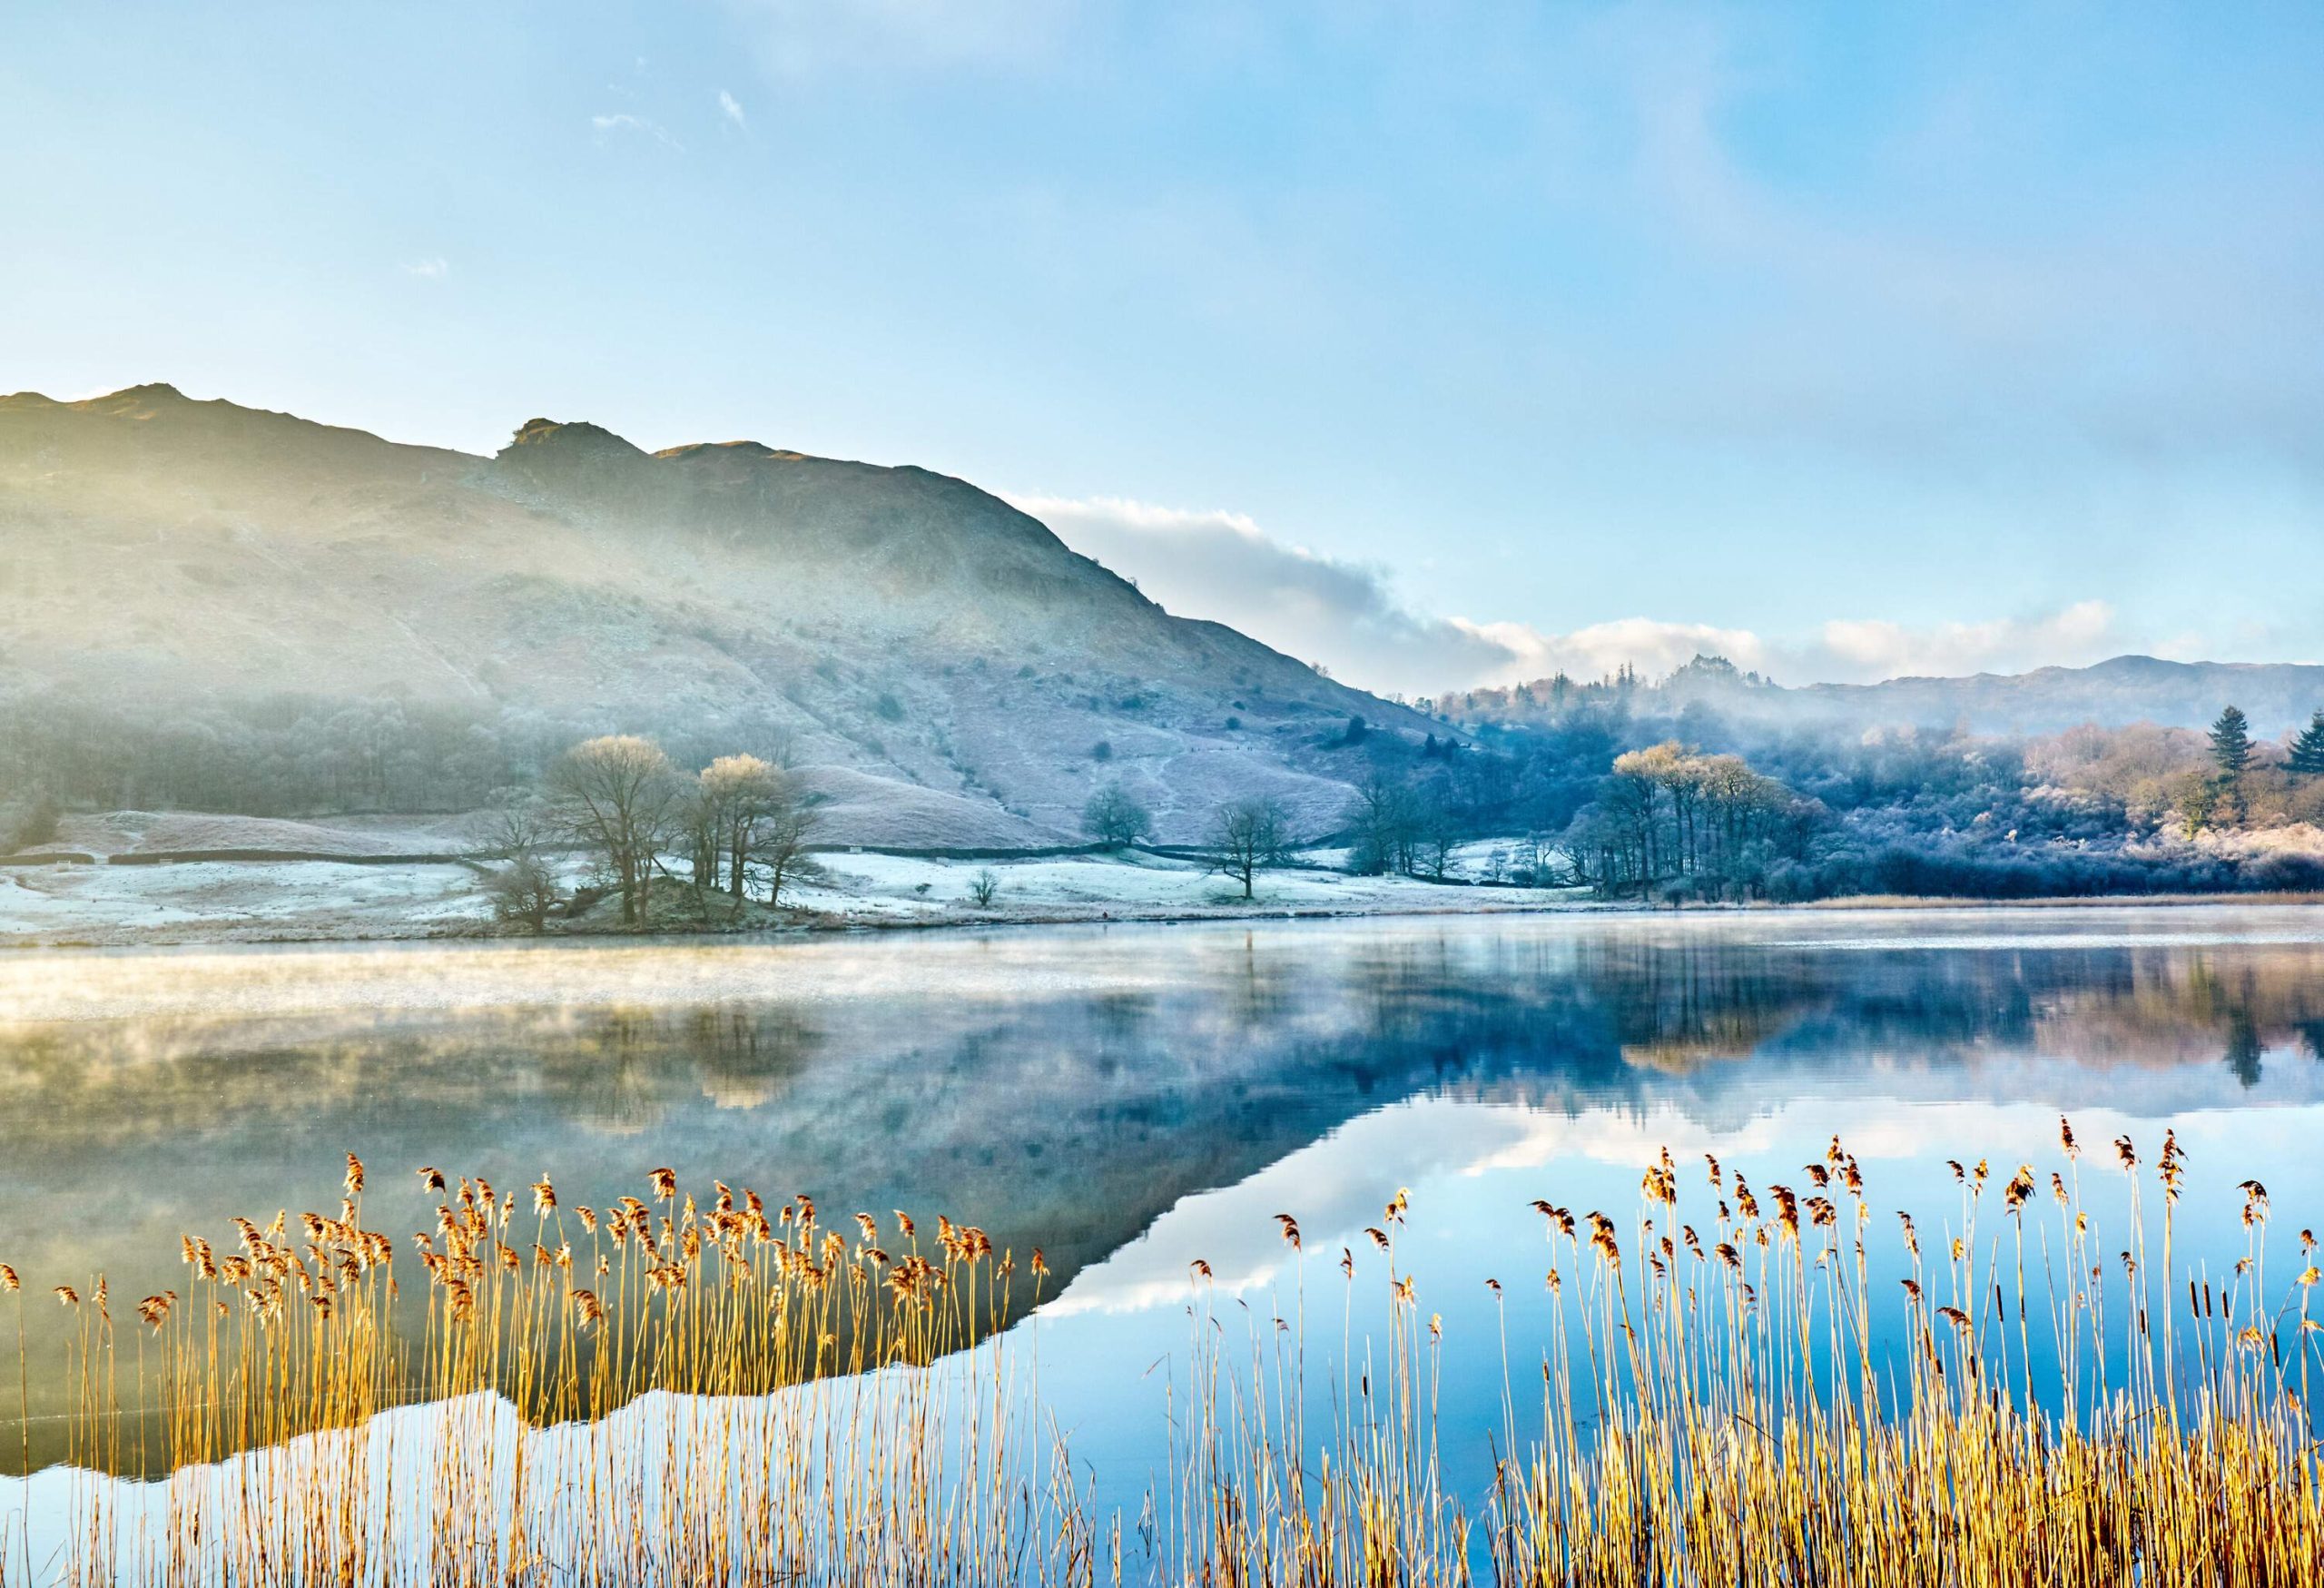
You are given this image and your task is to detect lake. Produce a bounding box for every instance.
[4,904,2323,1555]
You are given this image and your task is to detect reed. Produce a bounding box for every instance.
[5,1122,2321,1585]
[1163,1126,2324,1586]
[2,1162,1088,1586]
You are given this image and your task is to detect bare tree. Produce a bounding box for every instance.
[691,754,786,914]
[547,735,680,925]
[749,781,823,908]
[1081,782,1153,850]
[1413,783,1461,880]
[476,786,552,860]
[968,867,1000,908]
[1213,794,1292,900]
[1344,772,1421,875]
[486,853,565,933]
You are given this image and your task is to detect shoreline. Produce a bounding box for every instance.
[3,878,2319,954]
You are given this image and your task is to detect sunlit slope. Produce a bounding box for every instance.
[0,384,1423,842]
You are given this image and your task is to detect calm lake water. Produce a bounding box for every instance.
[5,905,2323,1520]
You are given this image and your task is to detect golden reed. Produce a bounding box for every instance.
[2,1120,2319,1584]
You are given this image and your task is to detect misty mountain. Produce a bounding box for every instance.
[0,384,1430,843]
[1485,654,2324,741]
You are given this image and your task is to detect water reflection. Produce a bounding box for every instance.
[3,907,2322,1474]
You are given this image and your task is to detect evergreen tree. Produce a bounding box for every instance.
[2209,705,2253,823]
[2290,709,2324,776]
[2209,705,2253,782]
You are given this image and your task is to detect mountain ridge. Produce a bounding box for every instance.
[0,383,1427,843]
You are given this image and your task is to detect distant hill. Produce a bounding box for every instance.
[1799,656,2324,739]
[0,384,1428,843]
[1475,654,2324,741]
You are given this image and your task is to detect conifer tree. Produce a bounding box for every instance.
[2209,705,2253,822]
[2209,705,2253,781]
[2290,709,2324,776]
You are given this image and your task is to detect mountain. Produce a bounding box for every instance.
[1499,653,2324,740]
[0,384,1427,843]
[1802,656,2324,739]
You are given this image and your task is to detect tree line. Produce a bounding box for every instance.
[485,735,822,932]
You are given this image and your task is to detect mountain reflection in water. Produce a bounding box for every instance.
[2,906,2321,1473]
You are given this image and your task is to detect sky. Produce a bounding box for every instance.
[4,2,2320,696]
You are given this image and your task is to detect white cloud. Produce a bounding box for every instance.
[1011,491,2126,695]
[1463,603,2122,691]
[400,257,449,281]
[1816,600,2116,681]
[590,113,684,151]
[1459,616,1775,686]
[1009,493,1518,693]
[717,89,747,130]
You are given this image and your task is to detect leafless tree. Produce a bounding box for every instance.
[1081,783,1153,850]
[547,735,681,925]
[1213,794,1292,900]
[1344,772,1421,875]
[689,754,788,914]
[486,853,565,933]
[748,779,824,908]
[476,786,552,860]
[968,867,1000,908]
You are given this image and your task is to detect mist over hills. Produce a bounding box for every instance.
[4,384,2317,855]
[1660,654,2324,740]
[0,383,1433,843]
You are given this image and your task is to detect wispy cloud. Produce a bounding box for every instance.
[1016,490,2127,695]
[717,89,747,131]
[590,113,684,152]
[1009,493,1516,692]
[1463,602,2122,692]
[400,256,449,281]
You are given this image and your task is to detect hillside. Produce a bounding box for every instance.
[0,384,1433,843]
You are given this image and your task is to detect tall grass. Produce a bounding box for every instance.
[2,1161,1091,1586]
[5,1124,2322,1584]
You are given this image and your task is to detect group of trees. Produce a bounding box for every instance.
[486,735,821,931]
[1079,781,1292,899]
[1342,772,1463,879]
[1562,743,1822,900]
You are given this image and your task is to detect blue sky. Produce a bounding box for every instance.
[4,3,2319,694]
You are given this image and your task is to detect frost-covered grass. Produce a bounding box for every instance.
[0,843,1583,947]
[0,859,491,945]
[791,846,1569,921]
